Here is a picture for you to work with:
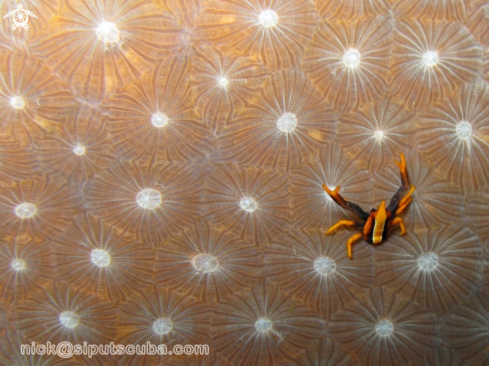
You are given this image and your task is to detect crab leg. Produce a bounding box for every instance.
[325,220,357,234]
[395,186,415,215]
[347,233,363,259]
[391,217,406,235]
[398,185,415,206]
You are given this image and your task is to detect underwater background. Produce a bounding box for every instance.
[1,0,489,365]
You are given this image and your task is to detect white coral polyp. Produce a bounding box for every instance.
[259,10,278,28]
[96,22,120,44]
[136,188,162,209]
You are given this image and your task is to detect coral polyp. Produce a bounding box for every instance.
[391,20,482,110]
[156,220,262,303]
[213,68,336,171]
[417,79,489,192]
[328,287,438,366]
[86,161,204,245]
[303,15,393,112]
[35,0,182,102]
[197,0,319,69]
[211,280,325,365]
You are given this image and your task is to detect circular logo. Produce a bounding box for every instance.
[3,4,38,31]
[13,8,28,30]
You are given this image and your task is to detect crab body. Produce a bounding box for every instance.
[323,153,415,259]
[364,201,391,244]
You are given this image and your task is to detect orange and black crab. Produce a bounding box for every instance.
[322,153,415,259]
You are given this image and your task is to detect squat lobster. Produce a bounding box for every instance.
[322,153,415,259]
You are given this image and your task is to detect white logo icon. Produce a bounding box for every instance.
[3,3,38,31]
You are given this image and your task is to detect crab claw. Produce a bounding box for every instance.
[395,153,406,172]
